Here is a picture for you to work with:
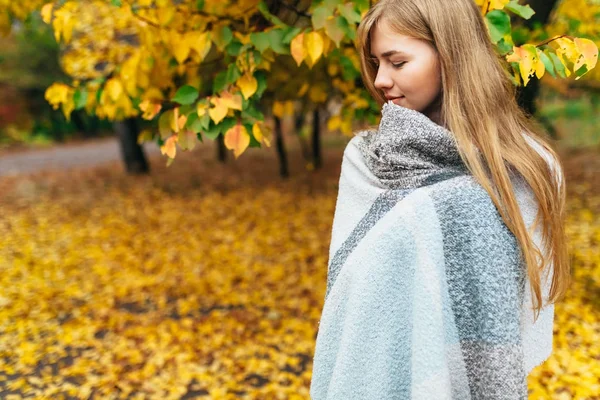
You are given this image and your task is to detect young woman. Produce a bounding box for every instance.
[310,0,570,399]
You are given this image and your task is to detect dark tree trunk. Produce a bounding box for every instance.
[294,113,312,163]
[516,0,560,117]
[312,109,322,169]
[274,116,289,178]
[113,118,149,174]
[217,134,227,162]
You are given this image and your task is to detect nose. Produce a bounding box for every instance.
[374,65,393,90]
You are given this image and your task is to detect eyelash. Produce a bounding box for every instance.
[373,61,406,69]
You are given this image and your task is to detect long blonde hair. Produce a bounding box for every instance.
[357,0,570,321]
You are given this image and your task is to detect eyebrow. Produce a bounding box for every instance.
[370,50,408,59]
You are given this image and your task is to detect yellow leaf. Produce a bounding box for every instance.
[252,122,271,147]
[157,5,176,26]
[220,91,243,111]
[574,38,598,72]
[62,97,75,121]
[304,31,324,66]
[284,100,295,116]
[234,32,251,45]
[298,83,309,97]
[236,73,258,100]
[139,100,162,120]
[224,123,250,159]
[325,17,344,47]
[272,101,284,118]
[0,12,10,37]
[189,31,212,61]
[490,0,510,10]
[290,33,305,66]
[309,86,327,103]
[209,97,228,124]
[171,108,187,133]
[44,83,71,109]
[160,135,178,158]
[178,130,198,151]
[171,32,191,64]
[327,63,340,76]
[535,55,545,79]
[327,116,341,131]
[41,3,53,24]
[137,129,154,144]
[105,79,124,102]
[197,102,209,117]
[507,46,535,86]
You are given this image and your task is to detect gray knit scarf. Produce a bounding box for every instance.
[310,101,555,400]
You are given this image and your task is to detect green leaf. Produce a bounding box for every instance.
[312,6,329,30]
[179,104,195,116]
[158,110,174,139]
[226,63,241,84]
[281,26,302,44]
[539,51,556,78]
[213,71,228,92]
[268,29,289,55]
[250,32,270,52]
[73,89,88,110]
[549,52,566,78]
[172,85,199,105]
[574,64,589,80]
[340,55,359,81]
[337,15,355,41]
[496,37,514,55]
[213,26,233,51]
[337,3,361,24]
[242,102,265,121]
[226,40,243,56]
[196,0,204,10]
[505,1,535,20]
[187,112,210,133]
[204,125,221,140]
[255,70,268,98]
[485,10,511,44]
[110,0,122,6]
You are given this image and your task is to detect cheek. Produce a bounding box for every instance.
[404,61,441,98]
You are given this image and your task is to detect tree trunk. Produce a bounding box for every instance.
[516,0,560,117]
[217,134,227,162]
[113,118,149,174]
[312,109,322,169]
[274,116,289,178]
[294,112,312,163]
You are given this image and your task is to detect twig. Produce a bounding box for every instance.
[536,34,572,48]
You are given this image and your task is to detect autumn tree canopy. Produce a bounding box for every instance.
[1,0,598,163]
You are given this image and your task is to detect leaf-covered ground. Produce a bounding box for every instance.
[0,142,598,399]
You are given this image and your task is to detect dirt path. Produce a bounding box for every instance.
[0,138,162,177]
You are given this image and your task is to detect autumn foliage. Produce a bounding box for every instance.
[1,0,598,163]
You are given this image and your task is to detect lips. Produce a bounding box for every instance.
[385,95,405,101]
[386,96,405,105]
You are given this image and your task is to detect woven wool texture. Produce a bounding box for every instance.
[310,102,556,400]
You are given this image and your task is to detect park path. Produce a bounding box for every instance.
[0,138,162,177]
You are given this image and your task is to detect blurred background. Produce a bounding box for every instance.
[0,0,598,399]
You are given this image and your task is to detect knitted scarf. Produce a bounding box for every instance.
[310,102,555,400]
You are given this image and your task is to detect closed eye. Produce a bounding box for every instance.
[392,62,406,69]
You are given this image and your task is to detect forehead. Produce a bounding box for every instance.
[369,21,421,57]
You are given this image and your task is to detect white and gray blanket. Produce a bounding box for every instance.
[310,102,556,400]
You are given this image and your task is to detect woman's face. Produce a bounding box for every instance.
[369,20,443,123]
